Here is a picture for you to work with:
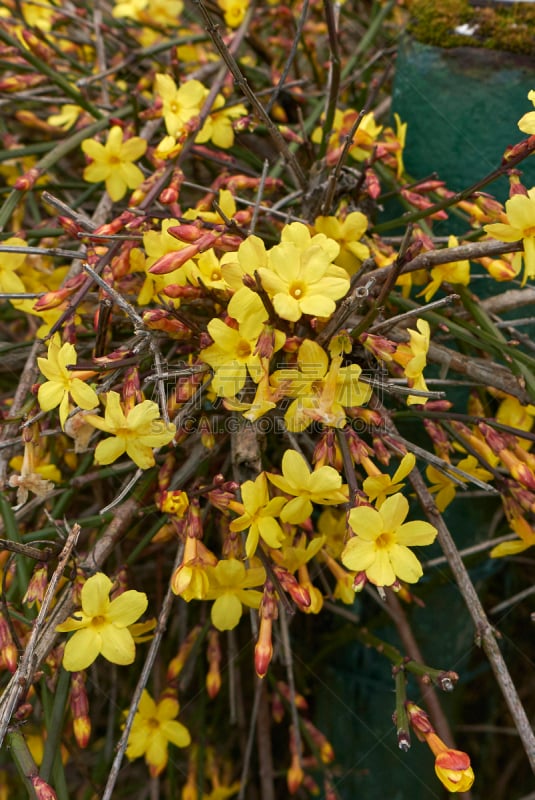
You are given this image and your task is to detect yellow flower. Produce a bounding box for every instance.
[37,336,99,429]
[313,211,370,274]
[393,319,430,406]
[271,339,371,432]
[484,188,535,285]
[312,108,382,163]
[426,732,475,793]
[229,473,286,557]
[56,573,148,671]
[200,317,284,398]
[491,515,535,557]
[18,0,56,31]
[362,452,416,507]
[257,222,350,322]
[81,126,147,201]
[47,104,82,131]
[154,74,206,137]
[126,690,191,777]
[217,0,248,27]
[204,559,265,630]
[425,455,493,512]
[188,249,229,292]
[85,391,176,469]
[267,449,348,524]
[341,493,437,587]
[419,235,470,302]
[0,236,27,294]
[196,95,247,148]
[271,534,325,575]
[518,90,535,135]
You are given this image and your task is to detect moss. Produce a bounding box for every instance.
[407,0,535,55]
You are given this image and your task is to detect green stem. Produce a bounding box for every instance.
[394,668,411,751]
[6,729,40,799]
[40,667,71,783]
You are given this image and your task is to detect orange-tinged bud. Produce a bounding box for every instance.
[23,562,48,607]
[14,167,42,191]
[13,702,33,721]
[272,566,311,608]
[364,170,381,200]
[206,629,222,699]
[0,612,18,673]
[168,223,204,243]
[15,111,58,134]
[57,216,84,237]
[149,245,199,274]
[30,776,57,800]
[159,490,189,517]
[73,716,91,749]
[351,571,367,593]
[405,702,434,736]
[303,719,334,763]
[255,616,273,679]
[255,582,278,678]
[167,625,202,682]
[346,430,375,465]
[142,309,191,338]
[162,284,202,299]
[287,752,304,794]
[22,30,55,61]
[218,233,244,251]
[503,135,535,164]
[70,670,91,746]
[33,273,86,311]
[0,74,45,92]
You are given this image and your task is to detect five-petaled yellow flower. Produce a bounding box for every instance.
[267,449,348,524]
[85,391,176,469]
[37,336,99,429]
[229,472,286,557]
[257,222,350,322]
[56,573,148,671]
[341,493,437,587]
[81,125,147,201]
[484,188,535,285]
[205,559,266,630]
[154,74,206,137]
[126,689,191,777]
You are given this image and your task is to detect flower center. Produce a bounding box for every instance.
[375,531,395,550]
[147,717,160,730]
[236,339,252,359]
[91,615,107,628]
[524,226,535,237]
[108,155,121,165]
[289,281,306,299]
[211,270,221,281]
[169,101,179,114]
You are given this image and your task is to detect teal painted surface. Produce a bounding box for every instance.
[392,38,535,201]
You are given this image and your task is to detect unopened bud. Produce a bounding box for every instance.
[30,776,57,800]
[206,629,222,699]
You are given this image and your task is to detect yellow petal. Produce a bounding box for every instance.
[108,589,148,627]
[100,625,136,664]
[63,627,101,671]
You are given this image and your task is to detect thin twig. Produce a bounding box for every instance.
[0,522,80,747]
[191,0,307,190]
